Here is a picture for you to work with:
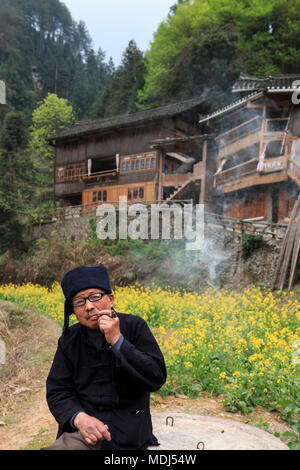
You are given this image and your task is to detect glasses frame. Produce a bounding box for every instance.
[72,292,107,308]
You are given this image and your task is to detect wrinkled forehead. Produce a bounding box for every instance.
[73,287,105,299]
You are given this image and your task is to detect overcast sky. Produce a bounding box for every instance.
[62,0,176,66]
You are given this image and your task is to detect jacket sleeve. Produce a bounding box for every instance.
[117,316,167,392]
[46,340,85,432]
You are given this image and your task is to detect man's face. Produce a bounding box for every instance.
[72,288,114,330]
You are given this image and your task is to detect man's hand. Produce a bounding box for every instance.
[73,412,111,446]
[97,310,121,345]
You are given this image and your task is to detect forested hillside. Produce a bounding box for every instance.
[0,0,113,122]
[1,0,299,256]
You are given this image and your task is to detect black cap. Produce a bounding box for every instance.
[61,265,112,334]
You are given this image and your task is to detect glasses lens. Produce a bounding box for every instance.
[89,293,104,302]
[72,292,106,307]
[73,299,85,307]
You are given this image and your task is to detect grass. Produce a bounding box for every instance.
[20,428,53,450]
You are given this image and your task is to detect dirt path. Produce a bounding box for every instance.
[0,304,294,450]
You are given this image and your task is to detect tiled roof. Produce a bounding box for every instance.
[232,72,300,92]
[48,95,205,141]
[198,91,263,124]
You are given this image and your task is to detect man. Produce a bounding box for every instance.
[42,265,167,450]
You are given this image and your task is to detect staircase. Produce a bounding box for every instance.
[165,176,197,202]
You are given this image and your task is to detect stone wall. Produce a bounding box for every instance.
[32,216,91,242]
[30,215,287,290]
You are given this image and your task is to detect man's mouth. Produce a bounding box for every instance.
[88,314,99,321]
[86,310,101,321]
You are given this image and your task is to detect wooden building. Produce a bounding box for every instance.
[199,73,300,222]
[49,96,217,217]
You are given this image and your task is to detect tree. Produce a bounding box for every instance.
[29,92,74,166]
[28,92,75,218]
[0,0,113,124]
[91,40,146,118]
[138,0,300,108]
[0,111,32,254]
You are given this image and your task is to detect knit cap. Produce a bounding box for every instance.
[61,265,112,334]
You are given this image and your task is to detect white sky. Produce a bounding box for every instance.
[62,0,176,66]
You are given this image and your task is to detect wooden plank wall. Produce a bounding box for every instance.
[82,181,157,205]
[223,186,298,222]
[223,191,269,220]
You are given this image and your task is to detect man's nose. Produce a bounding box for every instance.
[85,299,96,310]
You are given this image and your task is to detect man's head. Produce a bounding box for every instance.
[61,265,114,332]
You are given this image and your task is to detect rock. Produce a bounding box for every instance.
[148,411,289,450]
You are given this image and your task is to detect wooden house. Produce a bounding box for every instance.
[49,96,217,217]
[199,73,300,222]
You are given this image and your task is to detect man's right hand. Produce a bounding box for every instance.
[73,411,111,446]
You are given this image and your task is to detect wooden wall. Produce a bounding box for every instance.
[82,181,157,206]
[55,116,190,166]
[223,191,269,220]
[223,184,298,222]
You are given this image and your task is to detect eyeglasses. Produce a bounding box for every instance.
[72,292,107,308]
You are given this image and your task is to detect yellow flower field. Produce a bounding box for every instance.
[0,282,299,417]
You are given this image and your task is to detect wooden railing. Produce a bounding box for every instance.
[56,169,118,183]
[264,118,288,134]
[205,212,288,240]
[215,155,300,188]
[48,199,194,222]
[217,115,262,146]
[215,158,258,185]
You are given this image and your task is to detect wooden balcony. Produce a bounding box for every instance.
[81,169,118,182]
[214,156,289,193]
[217,116,262,159]
[217,117,288,160]
[56,169,118,184]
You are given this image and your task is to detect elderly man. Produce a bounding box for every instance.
[42,265,166,450]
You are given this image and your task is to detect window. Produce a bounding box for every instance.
[141,159,145,169]
[133,188,138,199]
[92,192,97,202]
[121,162,125,172]
[126,161,130,172]
[151,158,155,168]
[135,160,140,170]
[139,187,144,198]
[131,160,135,171]
[128,188,132,200]
[146,159,150,169]
[98,191,102,201]
[103,190,107,202]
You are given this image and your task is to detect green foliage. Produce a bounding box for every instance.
[27,93,74,220]
[91,40,146,118]
[139,0,300,107]
[241,233,264,260]
[0,0,113,124]
[0,111,33,254]
[29,92,74,165]
[279,397,300,449]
